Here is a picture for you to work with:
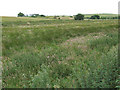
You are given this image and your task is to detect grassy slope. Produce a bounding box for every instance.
[2,17,119,88]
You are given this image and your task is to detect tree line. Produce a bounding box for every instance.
[18,12,45,17]
[17,12,118,20]
[74,14,118,20]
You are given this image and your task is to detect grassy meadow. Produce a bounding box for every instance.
[2,16,119,88]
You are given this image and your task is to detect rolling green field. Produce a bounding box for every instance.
[2,16,119,88]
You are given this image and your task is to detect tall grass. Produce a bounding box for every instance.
[2,17,119,88]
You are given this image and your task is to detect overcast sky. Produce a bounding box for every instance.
[0,0,119,16]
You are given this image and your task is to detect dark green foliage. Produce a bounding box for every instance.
[40,15,45,17]
[90,15,100,19]
[17,12,25,17]
[74,14,84,20]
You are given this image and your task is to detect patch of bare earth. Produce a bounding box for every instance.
[61,32,106,51]
[57,32,106,62]
[62,32,105,45]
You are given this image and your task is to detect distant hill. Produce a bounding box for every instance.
[84,13,118,18]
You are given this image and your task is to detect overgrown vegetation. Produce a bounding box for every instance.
[2,16,119,88]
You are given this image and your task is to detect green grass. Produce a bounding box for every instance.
[2,16,119,88]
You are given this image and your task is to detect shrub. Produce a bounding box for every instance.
[90,15,100,19]
[74,14,84,20]
[40,15,45,17]
[18,12,25,17]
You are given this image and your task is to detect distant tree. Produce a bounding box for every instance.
[34,14,40,17]
[113,17,118,19]
[40,15,45,17]
[90,15,100,19]
[90,16,95,19]
[31,14,40,17]
[94,15,100,19]
[18,12,25,17]
[74,14,84,20]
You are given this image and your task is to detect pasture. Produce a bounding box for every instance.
[2,16,119,88]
